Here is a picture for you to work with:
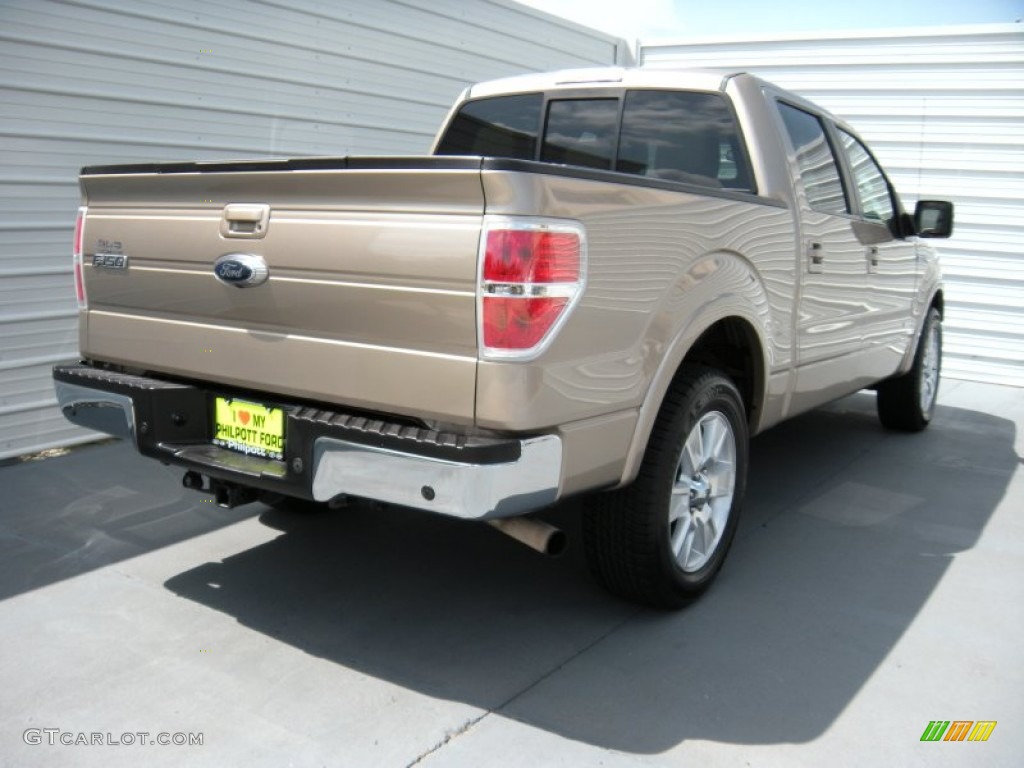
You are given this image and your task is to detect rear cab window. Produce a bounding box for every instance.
[541,99,618,170]
[436,88,754,193]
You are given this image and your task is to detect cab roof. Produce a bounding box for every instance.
[464,67,751,99]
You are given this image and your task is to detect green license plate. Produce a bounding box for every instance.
[212,397,285,460]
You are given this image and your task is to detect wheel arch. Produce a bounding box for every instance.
[617,312,768,488]
[894,286,944,377]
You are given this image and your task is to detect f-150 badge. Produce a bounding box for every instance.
[214,253,269,287]
[93,238,128,269]
[93,253,128,269]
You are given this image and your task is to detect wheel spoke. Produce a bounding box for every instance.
[692,519,708,563]
[708,497,730,533]
[705,417,728,464]
[684,429,702,473]
[704,514,718,548]
[673,516,695,561]
[705,464,735,495]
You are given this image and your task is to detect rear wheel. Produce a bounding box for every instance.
[583,367,748,609]
[877,307,941,432]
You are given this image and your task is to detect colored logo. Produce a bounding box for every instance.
[213,253,269,287]
[921,721,997,742]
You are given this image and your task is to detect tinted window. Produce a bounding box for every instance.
[838,129,894,223]
[617,90,751,190]
[541,99,619,170]
[777,102,848,215]
[435,94,542,160]
[437,89,755,194]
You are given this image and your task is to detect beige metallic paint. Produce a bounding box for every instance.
[79,170,485,423]
[73,68,943,506]
[477,166,795,488]
[86,310,478,423]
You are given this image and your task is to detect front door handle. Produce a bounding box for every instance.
[866,246,879,273]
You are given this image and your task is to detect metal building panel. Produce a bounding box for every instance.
[0,0,628,460]
[641,24,1024,386]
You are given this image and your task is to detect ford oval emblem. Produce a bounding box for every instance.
[214,253,269,287]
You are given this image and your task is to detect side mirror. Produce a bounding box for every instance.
[914,200,954,238]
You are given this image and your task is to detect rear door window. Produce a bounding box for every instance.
[776,102,849,215]
[617,90,752,190]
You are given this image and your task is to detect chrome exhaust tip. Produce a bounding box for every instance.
[487,517,566,557]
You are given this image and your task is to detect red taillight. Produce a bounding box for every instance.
[73,207,87,309]
[483,296,570,350]
[479,219,585,358]
[484,229,581,284]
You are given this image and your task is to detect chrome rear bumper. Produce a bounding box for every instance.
[311,435,561,518]
[53,364,561,520]
[56,379,136,441]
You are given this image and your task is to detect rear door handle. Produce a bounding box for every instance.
[808,242,824,274]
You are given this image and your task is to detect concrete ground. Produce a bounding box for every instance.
[0,379,1021,767]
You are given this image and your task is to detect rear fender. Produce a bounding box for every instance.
[617,252,772,488]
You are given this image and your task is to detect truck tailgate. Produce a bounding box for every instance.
[78,158,483,423]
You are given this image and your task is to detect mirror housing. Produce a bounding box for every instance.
[895,211,917,239]
[914,200,954,238]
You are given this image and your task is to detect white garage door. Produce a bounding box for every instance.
[642,24,1024,387]
[0,0,629,460]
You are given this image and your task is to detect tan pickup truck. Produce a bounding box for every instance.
[54,68,953,607]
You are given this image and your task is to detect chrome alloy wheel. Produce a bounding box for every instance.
[919,320,940,414]
[669,411,737,572]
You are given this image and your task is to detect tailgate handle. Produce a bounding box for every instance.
[221,204,269,239]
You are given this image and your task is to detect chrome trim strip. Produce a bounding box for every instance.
[311,434,562,519]
[54,381,137,441]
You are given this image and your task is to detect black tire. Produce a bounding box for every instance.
[877,308,941,432]
[582,366,748,609]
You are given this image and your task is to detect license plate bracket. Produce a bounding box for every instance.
[212,397,285,461]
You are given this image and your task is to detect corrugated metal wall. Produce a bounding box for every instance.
[0,0,629,461]
[642,24,1024,387]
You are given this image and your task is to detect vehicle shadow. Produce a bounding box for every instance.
[163,392,1016,752]
[0,442,258,601]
